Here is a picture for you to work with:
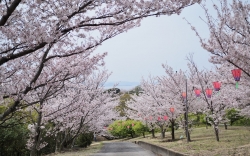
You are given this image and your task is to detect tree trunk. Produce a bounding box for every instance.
[143,132,145,138]
[30,111,42,156]
[224,123,227,130]
[55,133,61,153]
[214,126,220,141]
[160,126,165,139]
[171,120,175,141]
[184,112,191,142]
[206,117,208,129]
[187,130,191,142]
[151,129,155,138]
[163,129,166,138]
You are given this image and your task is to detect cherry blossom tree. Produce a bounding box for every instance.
[26,70,120,154]
[186,0,250,137]
[188,57,246,141]
[187,0,250,77]
[0,0,201,122]
[128,73,193,140]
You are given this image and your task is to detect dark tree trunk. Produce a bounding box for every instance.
[224,123,227,130]
[171,120,175,141]
[143,132,145,138]
[206,117,208,129]
[214,126,220,142]
[184,113,191,141]
[151,129,155,138]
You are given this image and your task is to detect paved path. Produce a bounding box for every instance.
[90,142,156,156]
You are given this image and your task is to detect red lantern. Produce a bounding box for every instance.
[170,107,174,113]
[194,89,201,97]
[232,69,241,89]
[231,69,241,81]
[149,116,152,120]
[163,115,168,120]
[205,88,212,98]
[132,123,134,127]
[213,81,221,91]
[158,117,161,121]
[182,92,186,98]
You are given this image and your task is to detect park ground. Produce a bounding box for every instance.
[50,126,250,156]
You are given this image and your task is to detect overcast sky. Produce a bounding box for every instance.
[94,1,217,89]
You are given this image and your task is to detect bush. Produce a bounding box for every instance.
[108,120,148,138]
[0,120,30,156]
[233,117,250,126]
[75,132,94,148]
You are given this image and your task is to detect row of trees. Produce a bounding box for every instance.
[125,0,250,142]
[126,59,249,142]
[0,0,201,155]
[0,71,121,155]
[1,0,249,154]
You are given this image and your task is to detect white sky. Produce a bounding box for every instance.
[95,1,216,85]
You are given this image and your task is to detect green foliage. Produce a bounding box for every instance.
[37,125,56,155]
[105,88,120,94]
[133,121,149,135]
[115,93,132,117]
[108,120,147,138]
[232,117,250,126]
[226,108,243,126]
[0,119,30,156]
[128,86,143,95]
[75,132,94,148]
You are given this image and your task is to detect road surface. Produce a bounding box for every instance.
[91,142,156,156]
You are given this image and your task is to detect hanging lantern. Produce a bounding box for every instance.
[182,92,186,98]
[213,81,221,91]
[158,117,161,121]
[205,88,212,98]
[127,126,130,129]
[231,69,241,89]
[163,115,168,120]
[170,107,174,113]
[132,123,134,127]
[149,116,152,120]
[194,89,201,97]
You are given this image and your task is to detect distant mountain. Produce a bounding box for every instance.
[104,81,140,90]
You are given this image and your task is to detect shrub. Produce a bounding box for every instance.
[75,132,94,148]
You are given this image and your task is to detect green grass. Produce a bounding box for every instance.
[46,142,103,156]
[128,126,250,156]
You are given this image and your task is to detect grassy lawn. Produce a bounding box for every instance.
[128,126,250,156]
[46,142,103,156]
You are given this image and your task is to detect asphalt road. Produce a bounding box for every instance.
[91,142,156,156]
